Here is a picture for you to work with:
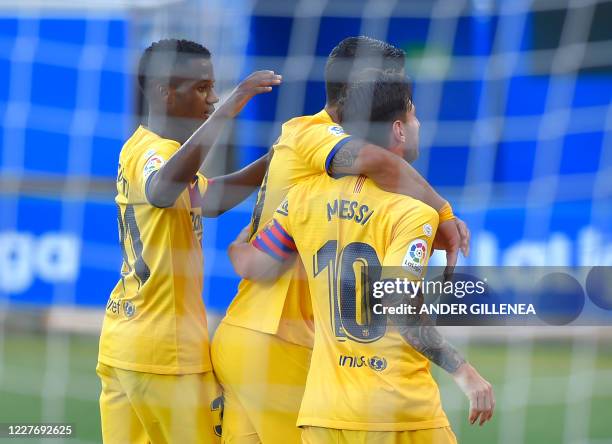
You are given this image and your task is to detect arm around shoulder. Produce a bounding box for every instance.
[329,140,447,210]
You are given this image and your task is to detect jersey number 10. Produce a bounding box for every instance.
[314,241,385,343]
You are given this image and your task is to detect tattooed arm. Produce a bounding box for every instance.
[385,289,466,372]
[383,285,495,425]
[330,139,446,210]
[330,140,471,273]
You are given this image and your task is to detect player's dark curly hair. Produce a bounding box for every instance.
[137,38,211,92]
[339,69,413,147]
[325,36,405,106]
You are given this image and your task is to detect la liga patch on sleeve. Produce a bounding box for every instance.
[143,155,165,180]
[402,238,428,277]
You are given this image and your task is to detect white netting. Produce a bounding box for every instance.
[0,0,610,443]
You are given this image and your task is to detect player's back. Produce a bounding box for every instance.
[222,109,352,346]
[282,173,449,430]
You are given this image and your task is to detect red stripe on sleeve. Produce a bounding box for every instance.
[259,231,291,259]
[269,224,296,251]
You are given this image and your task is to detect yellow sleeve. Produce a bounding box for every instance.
[294,122,352,174]
[129,141,180,204]
[382,204,439,280]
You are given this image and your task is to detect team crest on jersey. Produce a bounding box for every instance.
[327,125,345,136]
[368,356,387,372]
[123,300,136,318]
[402,238,428,277]
[143,155,164,180]
[276,198,289,216]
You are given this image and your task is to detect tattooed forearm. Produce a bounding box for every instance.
[383,287,466,374]
[329,139,363,172]
[398,324,466,373]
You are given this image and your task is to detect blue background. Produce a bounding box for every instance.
[0,11,609,311]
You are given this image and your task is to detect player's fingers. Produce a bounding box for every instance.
[487,385,496,422]
[250,79,281,89]
[250,70,276,78]
[469,399,480,425]
[245,71,282,88]
[482,406,494,425]
[444,249,458,282]
[254,86,274,93]
[237,225,251,242]
[256,71,281,79]
[479,411,490,426]
[446,247,458,268]
[456,222,467,257]
[254,73,282,87]
[456,219,471,257]
[475,391,489,426]
[481,384,496,425]
[470,408,481,425]
[479,392,491,426]
[258,74,282,85]
[477,390,486,420]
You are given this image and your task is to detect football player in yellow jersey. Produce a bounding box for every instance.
[228,71,494,444]
[97,39,282,443]
[212,36,471,443]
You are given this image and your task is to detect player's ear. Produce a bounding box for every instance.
[157,83,173,104]
[392,120,406,144]
[157,83,177,113]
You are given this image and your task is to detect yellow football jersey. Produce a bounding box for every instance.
[98,125,211,375]
[223,109,352,347]
[253,174,449,431]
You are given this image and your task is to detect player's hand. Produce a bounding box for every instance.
[455,218,470,257]
[221,70,282,118]
[233,225,251,245]
[452,362,495,426]
[433,218,470,281]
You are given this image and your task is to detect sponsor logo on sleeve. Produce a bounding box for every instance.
[423,223,433,238]
[402,238,428,277]
[143,155,164,180]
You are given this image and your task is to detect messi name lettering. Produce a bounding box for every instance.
[326,199,374,225]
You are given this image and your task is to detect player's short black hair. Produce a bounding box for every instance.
[325,36,405,106]
[339,69,413,147]
[137,38,211,92]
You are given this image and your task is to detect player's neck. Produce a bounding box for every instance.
[145,114,193,144]
[325,104,340,123]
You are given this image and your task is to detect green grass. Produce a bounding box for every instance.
[0,333,101,443]
[1,332,611,443]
